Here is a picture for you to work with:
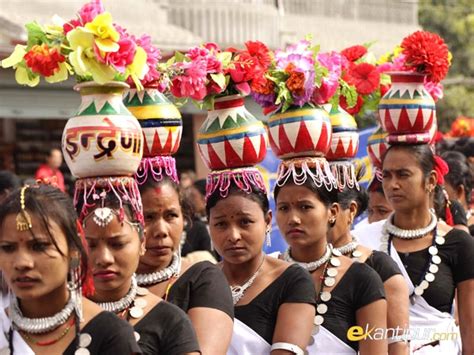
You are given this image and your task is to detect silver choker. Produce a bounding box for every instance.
[385,211,437,239]
[136,253,181,286]
[333,237,359,256]
[10,293,75,334]
[283,245,332,272]
[97,276,137,313]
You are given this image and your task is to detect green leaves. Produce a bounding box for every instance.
[25,22,48,47]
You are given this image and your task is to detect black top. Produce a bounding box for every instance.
[365,250,402,282]
[168,261,234,320]
[234,264,316,344]
[135,301,200,355]
[324,262,385,351]
[64,312,141,355]
[397,228,474,313]
[182,218,212,257]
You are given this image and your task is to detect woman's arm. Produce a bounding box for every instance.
[457,279,474,355]
[384,275,410,355]
[356,299,388,355]
[271,303,315,354]
[188,307,233,355]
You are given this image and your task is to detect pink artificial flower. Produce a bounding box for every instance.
[170,60,208,100]
[424,80,444,102]
[187,46,222,73]
[187,46,209,60]
[204,42,220,52]
[235,82,251,96]
[64,0,104,33]
[96,25,136,73]
[312,51,343,104]
[134,34,161,85]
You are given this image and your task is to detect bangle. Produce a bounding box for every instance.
[387,335,410,345]
[271,342,304,355]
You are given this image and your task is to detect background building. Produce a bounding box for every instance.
[0,0,419,181]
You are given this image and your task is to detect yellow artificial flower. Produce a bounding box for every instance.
[393,45,403,57]
[45,62,69,83]
[1,44,27,68]
[1,44,40,86]
[15,66,40,87]
[84,12,120,53]
[448,51,453,65]
[125,46,148,90]
[67,27,116,84]
[377,52,390,65]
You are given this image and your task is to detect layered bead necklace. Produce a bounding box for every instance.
[380,211,445,303]
[135,253,181,287]
[282,245,342,335]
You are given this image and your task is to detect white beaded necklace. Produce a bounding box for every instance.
[282,245,332,272]
[384,211,437,239]
[136,253,181,286]
[333,237,362,260]
[97,276,138,313]
[381,222,446,301]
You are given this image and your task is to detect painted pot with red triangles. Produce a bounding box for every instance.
[197,95,267,170]
[367,125,389,168]
[124,85,182,158]
[267,105,331,159]
[378,72,436,144]
[326,105,358,161]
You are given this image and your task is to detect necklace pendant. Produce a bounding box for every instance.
[314,314,324,325]
[129,306,144,319]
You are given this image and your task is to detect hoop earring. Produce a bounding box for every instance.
[265,228,272,247]
[68,257,83,322]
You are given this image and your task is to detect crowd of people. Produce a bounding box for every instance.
[0,135,472,355]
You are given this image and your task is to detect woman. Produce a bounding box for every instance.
[355,144,474,354]
[442,150,473,235]
[367,176,393,223]
[0,184,140,354]
[328,185,409,355]
[137,177,234,355]
[81,196,200,355]
[206,177,316,354]
[274,162,388,354]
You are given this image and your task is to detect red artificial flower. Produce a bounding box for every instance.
[245,40,271,70]
[24,44,65,77]
[229,52,260,83]
[347,63,380,95]
[341,45,367,62]
[286,70,305,96]
[340,95,364,116]
[380,84,390,97]
[401,30,450,83]
[251,75,274,95]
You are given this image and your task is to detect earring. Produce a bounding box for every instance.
[329,217,336,227]
[68,257,83,322]
[139,245,146,256]
[265,228,272,247]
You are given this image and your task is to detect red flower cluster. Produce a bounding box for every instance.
[340,95,364,116]
[341,45,367,62]
[24,44,65,77]
[346,63,380,95]
[401,31,450,83]
[251,76,274,95]
[228,41,271,95]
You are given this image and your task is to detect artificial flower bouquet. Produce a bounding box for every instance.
[377,30,451,102]
[250,38,357,114]
[169,40,271,109]
[0,0,159,89]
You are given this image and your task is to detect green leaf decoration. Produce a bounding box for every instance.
[210,73,226,89]
[25,22,48,47]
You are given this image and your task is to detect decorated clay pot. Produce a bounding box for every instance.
[62,82,143,178]
[197,95,267,170]
[124,86,182,157]
[367,125,389,168]
[326,106,358,161]
[268,105,331,159]
[378,72,436,144]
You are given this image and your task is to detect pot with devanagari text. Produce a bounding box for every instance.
[62,82,143,178]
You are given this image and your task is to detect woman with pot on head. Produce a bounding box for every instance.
[354,144,474,354]
[327,184,410,355]
[0,184,141,354]
[137,176,234,355]
[78,188,201,355]
[273,158,388,354]
[205,168,316,354]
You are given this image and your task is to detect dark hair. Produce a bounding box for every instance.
[383,144,435,178]
[0,171,21,193]
[0,184,88,287]
[336,186,369,218]
[442,151,472,204]
[273,175,334,208]
[193,179,207,197]
[139,176,193,225]
[206,184,270,217]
